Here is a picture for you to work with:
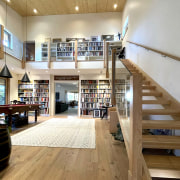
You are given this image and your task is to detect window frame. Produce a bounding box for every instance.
[4,29,13,50]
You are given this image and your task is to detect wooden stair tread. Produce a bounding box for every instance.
[142,100,170,105]
[143,81,150,85]
[142,135,180,149]
[144,155,180,170]
[142,120,180,129]
[142,92,162,97]
[142,109,180,115]
[142,85,156,90]
[144,155,180,178]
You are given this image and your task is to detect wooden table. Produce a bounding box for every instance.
[0,104,41,127]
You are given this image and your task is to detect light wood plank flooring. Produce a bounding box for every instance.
[0,116,128,180]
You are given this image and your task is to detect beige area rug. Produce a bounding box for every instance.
[11,118,95,149]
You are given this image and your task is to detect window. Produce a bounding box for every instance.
[67,92,78,102]
[122,16,129,38]
[0,79,6,105]
[4,29,12,49]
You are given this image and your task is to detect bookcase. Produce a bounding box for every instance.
[80,80,111,116]
[98,80,111,107]
[41,43,48,61]
[56,42,74,61]
[18,80,50,115]
[78,41,104,60]
[18,80,34,104]
[34,80,49,115]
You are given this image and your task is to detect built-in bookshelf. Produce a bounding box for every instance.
[98,80,111,107]
[41,43,48,61]
[78,41,104,60]
[56,42,74,61]
[80,80,111,116]
[18,80,34,104]
[34,80,49,115]
[18,80,50,115]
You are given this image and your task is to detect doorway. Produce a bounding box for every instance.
[55,81,79,116]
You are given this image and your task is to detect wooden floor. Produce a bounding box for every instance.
[0,116,129,180]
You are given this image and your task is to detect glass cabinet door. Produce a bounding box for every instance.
[0,78,6,105]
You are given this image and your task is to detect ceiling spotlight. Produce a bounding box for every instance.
[33,9,37,14]
[114,4,117,9]
[7,0,10,2]
[75,6,79,11]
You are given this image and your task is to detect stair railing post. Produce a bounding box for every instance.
[128,73,142,180]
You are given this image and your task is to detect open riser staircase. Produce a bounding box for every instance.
[121,59,180,180]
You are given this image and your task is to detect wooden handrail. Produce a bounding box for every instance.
[127,41,180,62]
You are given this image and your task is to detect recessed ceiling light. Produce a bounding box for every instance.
[33,9,37,14]
[7,0,10,2]
[114,4,117,9]
[75,6,79,11]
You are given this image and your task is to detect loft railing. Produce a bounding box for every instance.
[127,41,180,62]
[110,50,152,179]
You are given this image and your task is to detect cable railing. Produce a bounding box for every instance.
[127,41,180,62]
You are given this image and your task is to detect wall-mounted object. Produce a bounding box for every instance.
[101,35,114,41]
[52,38,62,43]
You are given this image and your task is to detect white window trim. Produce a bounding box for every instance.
[4,29,13,50]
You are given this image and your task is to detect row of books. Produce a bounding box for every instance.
[89,42,103,46]
[34,89,49,93]
[78,51,103,56]
[81,103,99,109]
[81,85,98,89]
[19,84,33,89]
[98,90,111,93]
[99,85,110,89]
[81,80,98,84]
[99,98,111,103]
[80,109,94,116]
[40,97,49,102]
[57,52,73,57]
[34,93,49,97]
[89,46,103,51]
[99,94,111,98]
[19,92,33,97]
[81,94,98,98]
[57,47,74,51]
[81,89,99,93]
[81,98,98,103]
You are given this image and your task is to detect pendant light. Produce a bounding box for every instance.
[0,1,12,78]
[21,0,30,83]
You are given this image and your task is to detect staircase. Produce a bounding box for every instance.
[122,59,180,179]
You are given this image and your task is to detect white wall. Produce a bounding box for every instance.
[122,0,180,102]
[0,1,23,60]
[25,12,122,60]
[0,1,23,41]
[122,0,180,156]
